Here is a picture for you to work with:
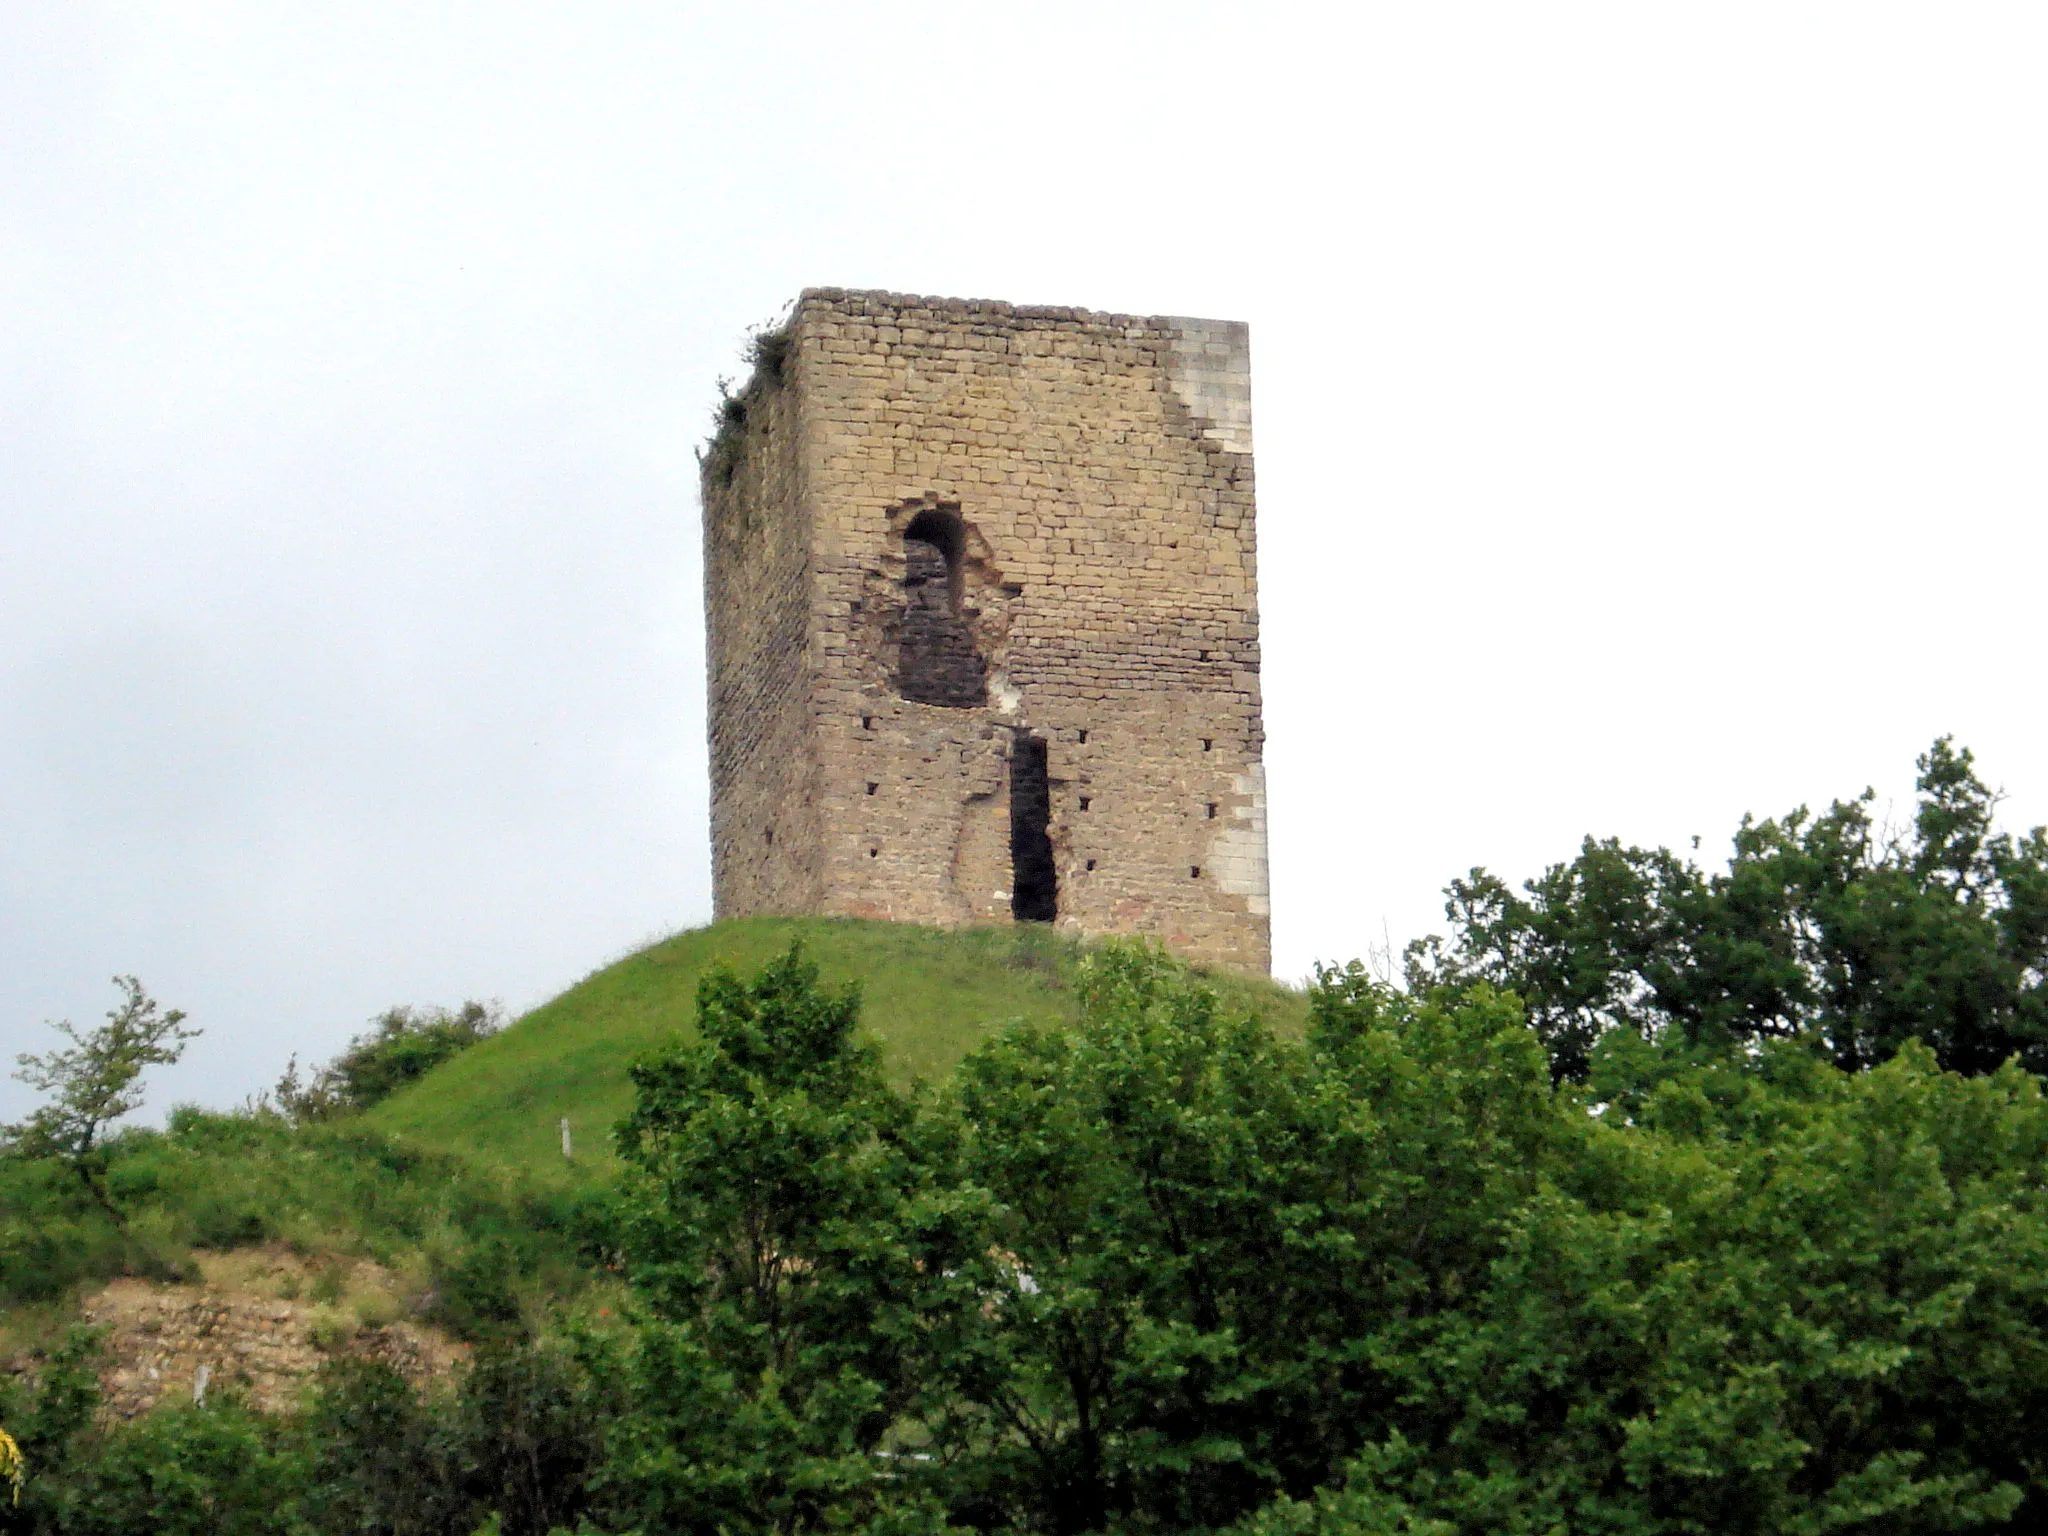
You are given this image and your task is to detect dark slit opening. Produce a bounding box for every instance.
[1010,734,1057,923]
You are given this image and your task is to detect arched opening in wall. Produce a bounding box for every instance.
[895,509,987,708]
[1010,733,1057,923]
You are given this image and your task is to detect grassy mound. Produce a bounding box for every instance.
[366,917,1306,1179]
[0,1105,595,1344]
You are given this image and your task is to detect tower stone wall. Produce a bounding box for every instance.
[702,288,1270,972]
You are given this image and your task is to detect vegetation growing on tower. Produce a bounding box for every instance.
[700,320,793,492]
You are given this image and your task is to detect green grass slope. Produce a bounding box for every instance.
[366,918,1307,1180]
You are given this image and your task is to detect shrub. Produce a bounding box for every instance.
[275,1001,503,1122]
[35,1397,304,1536]
[455,1338,615,1536]
[302,1357,471,1536]
[425,1235,522,1340]
[0,1106,585,1329]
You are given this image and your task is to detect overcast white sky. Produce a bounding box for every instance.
[5,2,2046,1119]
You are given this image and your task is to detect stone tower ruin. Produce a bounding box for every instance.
[701,289,1270,972]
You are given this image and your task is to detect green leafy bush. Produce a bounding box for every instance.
[457,1338,616,1536]
[275,1002,503,1121]
[16,742,2048,1536]
[299,1357,468,1536]
[37,1396,305,1536]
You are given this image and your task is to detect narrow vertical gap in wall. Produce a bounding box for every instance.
[1010,734,1057,923]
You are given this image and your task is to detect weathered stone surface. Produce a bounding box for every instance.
[703,290,1271,972]
[3,1249,469,1419]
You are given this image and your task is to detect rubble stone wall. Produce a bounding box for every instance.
[702,289,1270,973]
[703,355,824,916]
[3,1258,470,1420]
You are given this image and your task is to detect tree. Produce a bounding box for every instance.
[1408,739,2048,1082]
[5,977,198,1224]
[601,945,941,1536]
[924,944,1557,1535]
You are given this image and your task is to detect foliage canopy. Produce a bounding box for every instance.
[1408,738,2048,1082]
[582,938,2048,1535]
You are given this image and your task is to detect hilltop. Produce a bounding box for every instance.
[365,916,1308,1177]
